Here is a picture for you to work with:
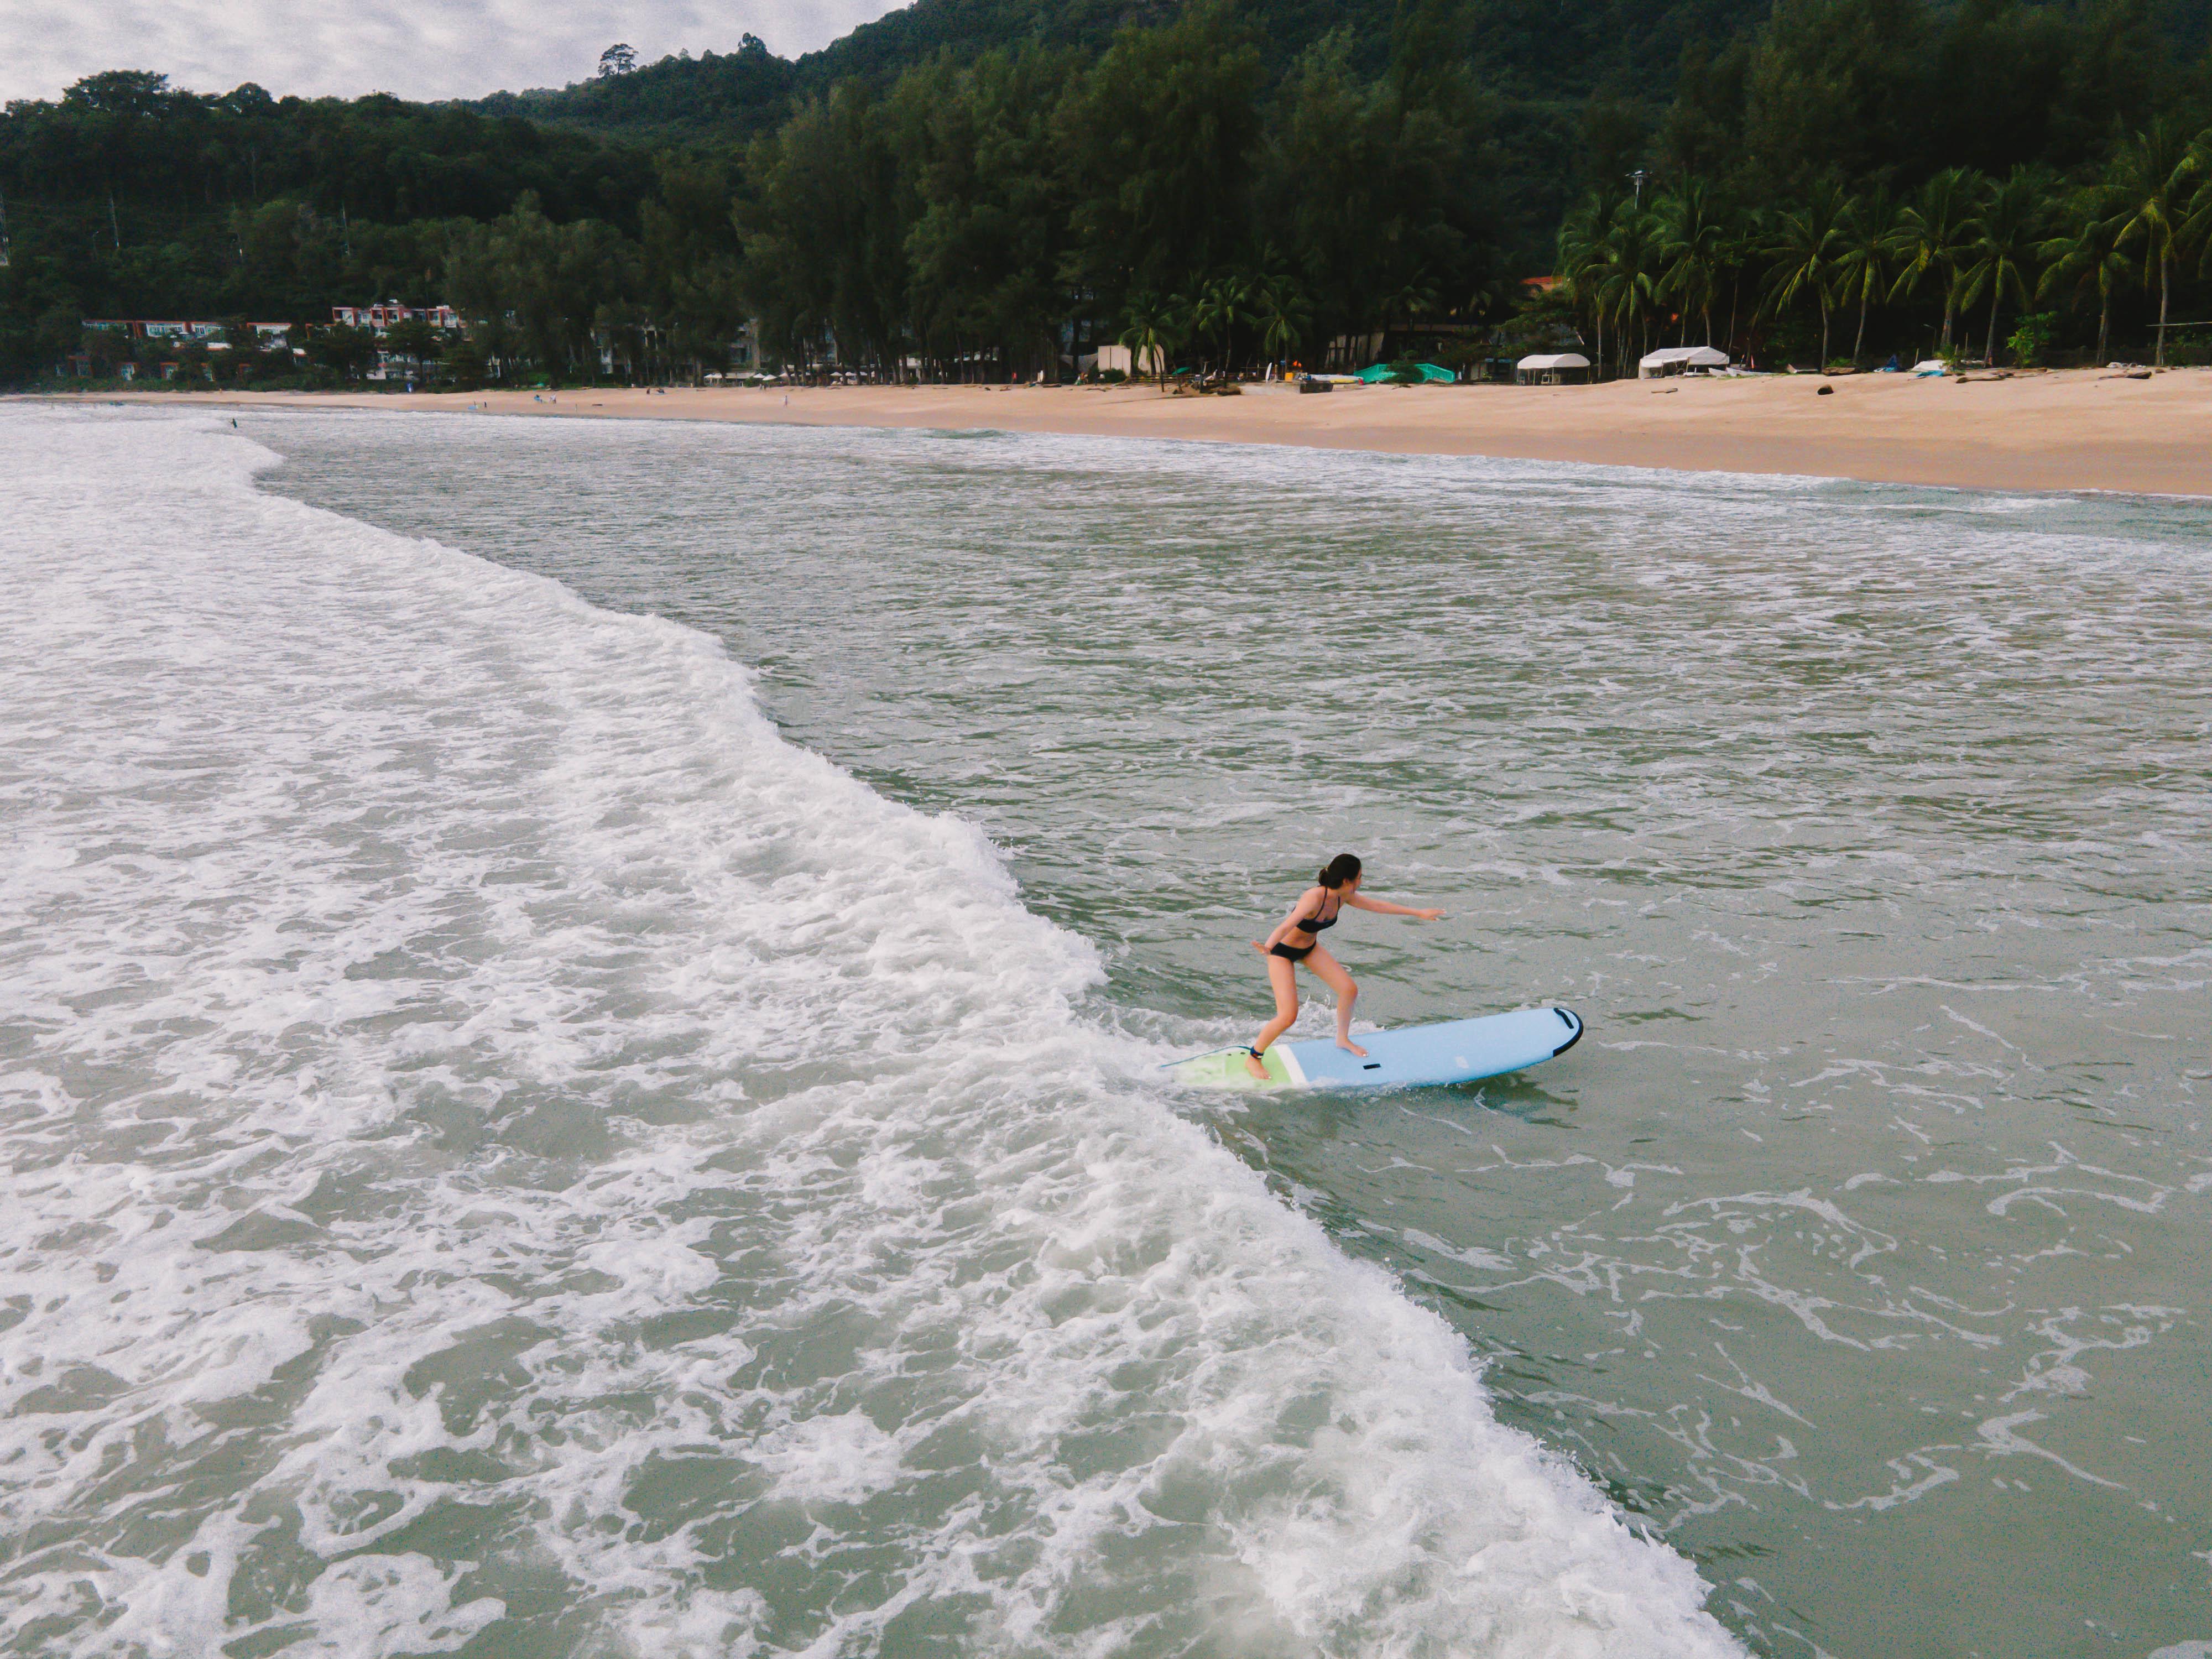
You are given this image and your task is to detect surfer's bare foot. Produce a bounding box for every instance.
[1243,1048,1270,1079]
[1338,1038,1368,1057]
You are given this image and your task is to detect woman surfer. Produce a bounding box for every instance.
[1245,854,1443,1079]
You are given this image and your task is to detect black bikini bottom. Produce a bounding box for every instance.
[1270,941,1316,962]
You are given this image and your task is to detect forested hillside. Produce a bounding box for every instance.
[0,71,654,377]
[4,0,2212,389]
[482,0,1781,249]
[489,0,1777,134]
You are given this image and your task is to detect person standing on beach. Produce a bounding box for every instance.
[1245,854,1443,1079]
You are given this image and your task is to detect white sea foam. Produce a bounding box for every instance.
[0,406,1739,1656]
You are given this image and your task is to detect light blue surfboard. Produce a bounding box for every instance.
[1165,1006,1584,1091]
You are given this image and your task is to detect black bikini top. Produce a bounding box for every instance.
[1292,894,1340,935]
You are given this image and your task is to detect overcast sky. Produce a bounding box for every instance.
[0,0,909,106]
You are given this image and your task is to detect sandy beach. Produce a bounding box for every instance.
[50,365,2212,495]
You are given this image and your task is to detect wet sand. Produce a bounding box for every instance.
[48,367,2212,495]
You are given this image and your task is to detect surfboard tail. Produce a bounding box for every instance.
[1161,1046,1300,1088]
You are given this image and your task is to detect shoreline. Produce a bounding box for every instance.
[30,367,2212,497]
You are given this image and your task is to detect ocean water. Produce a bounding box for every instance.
[2,406,2206,1659]
[2,405,1738,1659]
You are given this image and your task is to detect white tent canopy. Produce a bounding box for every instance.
[1515,352,1592,385]
[1638,345,1730,377]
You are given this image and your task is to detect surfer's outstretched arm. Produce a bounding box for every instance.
[1345,894,1444,920]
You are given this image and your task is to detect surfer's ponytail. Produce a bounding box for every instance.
[1317,853,1363,890]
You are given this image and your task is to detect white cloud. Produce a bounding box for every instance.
[0,0,909,106]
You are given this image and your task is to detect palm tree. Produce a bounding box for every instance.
[1959,166,2053,366]
[2037,190,2130,365]
[1764,179,1851,367]
[1190,273,1254,379]
[2109,122,2201,367]
[1460,272,1516,329]
[1118,293,1178,389]
[1888,168,1985,353]
[1656,179,1728,346]
[1833,188,1900,366]
[1252,276,1311,374]
[1556,194,1614,373]
[1594,203,1663,374]
[1379,272,1439,339]
[2172,129,2212,326]
[1717,207,1762,360]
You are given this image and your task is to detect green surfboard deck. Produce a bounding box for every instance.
[1165,1047,1292,1089]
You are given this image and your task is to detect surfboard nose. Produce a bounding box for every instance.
[1551,1007,1584,1055]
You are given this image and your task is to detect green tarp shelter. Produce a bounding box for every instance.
[1357,362,1456,383]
